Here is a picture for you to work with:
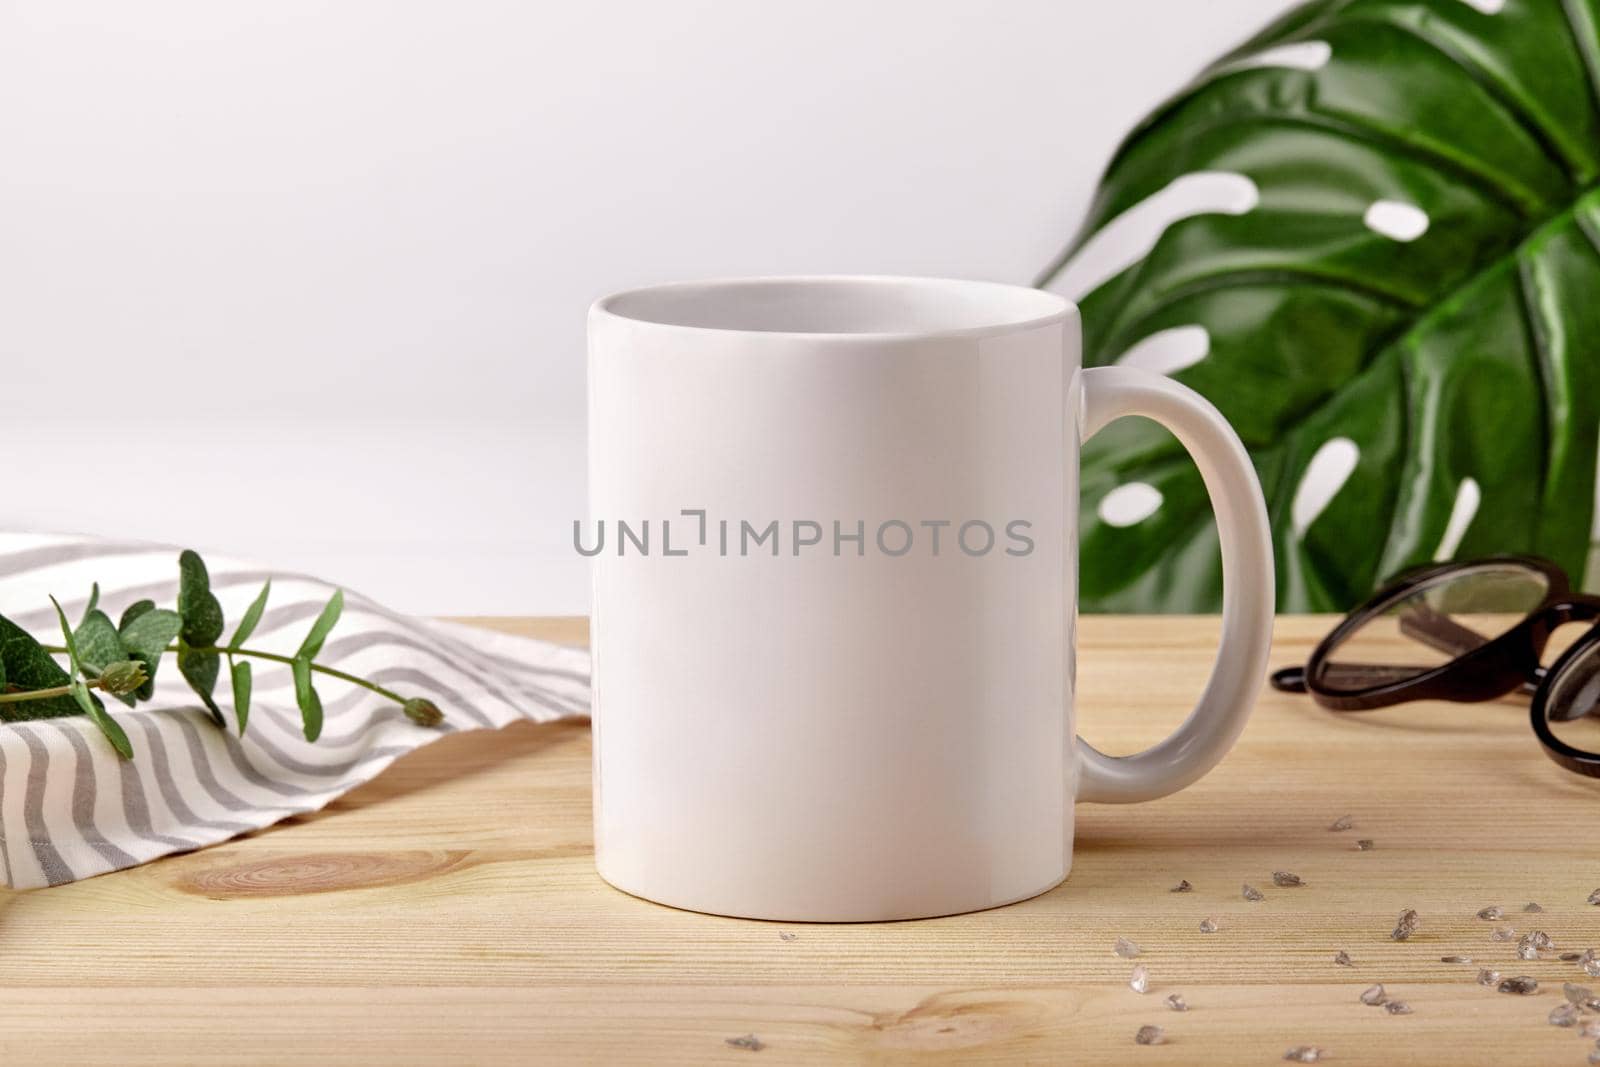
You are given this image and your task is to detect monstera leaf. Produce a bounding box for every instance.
[1041,0,1600,612]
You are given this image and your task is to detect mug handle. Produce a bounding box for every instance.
[1075,366,1276,803]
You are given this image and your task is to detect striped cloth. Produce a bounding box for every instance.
[0,533,591,889]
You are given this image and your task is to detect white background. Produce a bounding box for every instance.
[1,0,1288,615]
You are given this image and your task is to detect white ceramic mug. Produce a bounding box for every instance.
[586,276,1274,921]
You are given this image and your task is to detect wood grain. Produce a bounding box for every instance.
[1,616,1597,1066]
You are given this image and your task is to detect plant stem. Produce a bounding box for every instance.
[34,644,409,706]
[0,677,111,704]
[220,645,408,705]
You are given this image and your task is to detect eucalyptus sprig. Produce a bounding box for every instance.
[0,549,445,758]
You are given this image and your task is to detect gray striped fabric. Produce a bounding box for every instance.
[0,533,590,889]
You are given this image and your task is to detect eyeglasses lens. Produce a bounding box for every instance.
[1315,562,1550,695]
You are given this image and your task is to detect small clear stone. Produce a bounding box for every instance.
[1561,953,1584,962]
[1360,984,1387,1006]
[1490,926,1517,942]
[1529,930,1555,949]
[1391,909,1419,941]
[1134,1025,1165,1046]
[1334,950,1353,966]
[1165,993,1188,1012]
[1524,902,1544,913]
[1130,964,1150,994]
[1284,1047,1324,1064]
[1385,1000,1413,1015]
[1517,941,1540,961]
[1550,1003,1581,1028]
[1476,906,1505,921]
[1498,976,1539,995]
[1588,888,1600,906]
[1329,815,1354,832]
[1170,879,1193,893]
[1565,983,1594,1006]
[1476,968,1502,986]
[1115,937,1142,959]
[1355,839,1375,850]
[1273,871,1305,887]
[1200,917,1220,934]
[1587,957,1600,979]
[1243,884,1265,902]
[778,931,798,942]
[1579,1020,1600,1038]
[726,1034,765,1052]
[1441,955,1472,964]
[1588,1049,1600,1066]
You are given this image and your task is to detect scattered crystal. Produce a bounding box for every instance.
[1243,884,1265,902]
[1334,950,1353,966]
[1385,1000,1413,1015]
[1329,815,1354,832]
[1391,909,1419,942]
[726,1034,765,1052]
[1582,949,1600,978]
[1115,937,1142,959]
[1130,964,1150,994]
[1355,839,1375,850]
[1200,918,1220,934]
[1165,993,1188,1012]
[1360,984,1387,1006]
[1551,1003,1581,1028]
[1441,955,1472,964]
[1490,926,1517,942]
[1284,1047,1324,1064]
[1563,953,1584,962]
[1170,879,1193,893]
[1497,976,1539,995]
[1588,1049,1600,1066]
[1476,969,1501,987]
[1273,871,1305,887]
[1588,888,1600,906]
[1580,1020,1600,1039]
[1476,906,1505,921]
[778,931,797,942]
[1134,1025,1165,1046]
[1529,930,1555,949]
[1565,983,1594,1006]
[1524,902,1544,913]
[1517,941,1540,961]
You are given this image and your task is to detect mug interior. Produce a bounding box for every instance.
[596,276,1069,337]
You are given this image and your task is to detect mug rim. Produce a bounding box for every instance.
[591,275,1075,343]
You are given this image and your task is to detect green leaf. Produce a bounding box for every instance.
[119,607,181,702]
[118,599,156,630]
[72,609,124,674]
[75,608,132,705]
[51,596,83,679]
[177,549,225,646]
[1041,0,1600,611]
[0,612,77,721]
[229,579,271,651]
[72,678,133,759]
[229,658,251,734]
[292,657,323,742]
[296,589,343,661]
[177,646,225,728]
[50,595,132,750]
[81,582,99,624]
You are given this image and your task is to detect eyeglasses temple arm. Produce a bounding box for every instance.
[1398,604,1488,659]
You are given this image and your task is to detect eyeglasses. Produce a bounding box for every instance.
[1270,556,1600,779]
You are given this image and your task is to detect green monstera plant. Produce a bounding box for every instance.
[1041,0,1600,612]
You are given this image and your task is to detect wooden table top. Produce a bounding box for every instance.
[2,615,1596,1066]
